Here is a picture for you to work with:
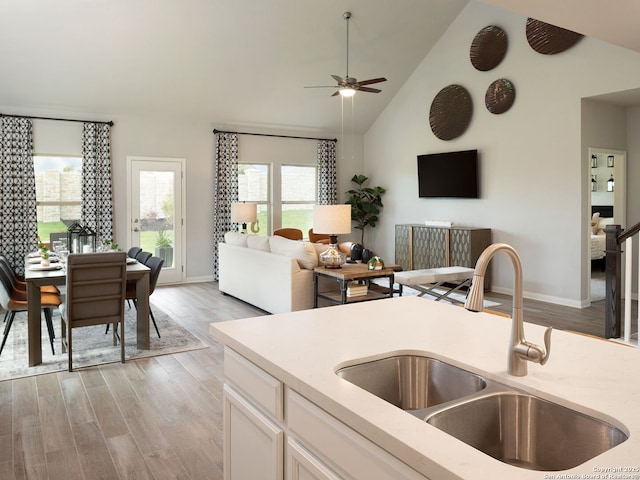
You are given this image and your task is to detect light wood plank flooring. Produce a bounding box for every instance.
[0,281,617,479]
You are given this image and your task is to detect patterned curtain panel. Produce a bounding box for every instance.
[81,123,114,244]
[317,140,337,205]
[0,117,38,274]
[212,132,239,280]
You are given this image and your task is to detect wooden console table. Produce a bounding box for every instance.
[313,263,399,307]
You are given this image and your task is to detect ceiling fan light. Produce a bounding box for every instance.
[339,87,356,97]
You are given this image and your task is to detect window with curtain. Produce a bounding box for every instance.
[237,163,317,234]
[33,155,82,243]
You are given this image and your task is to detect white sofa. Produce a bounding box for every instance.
[218,233,326,314]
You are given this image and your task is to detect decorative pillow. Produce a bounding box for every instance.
[225,231,249,247]
[591,212,600,235]
[247,235,271,251]
[269,235,318,269]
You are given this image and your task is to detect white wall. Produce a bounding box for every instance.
[364,1,640,307]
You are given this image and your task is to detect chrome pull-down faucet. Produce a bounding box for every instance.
[464,243,552,376]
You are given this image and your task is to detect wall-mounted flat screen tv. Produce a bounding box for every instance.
[417,149,479,198]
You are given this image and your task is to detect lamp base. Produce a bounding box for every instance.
[319,243,346,269]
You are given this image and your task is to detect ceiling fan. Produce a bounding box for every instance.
[305,11,387,97]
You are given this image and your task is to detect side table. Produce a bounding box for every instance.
[313,263,399,307]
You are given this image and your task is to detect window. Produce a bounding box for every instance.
[238,164,269,234]
[34,155,82,244]
[281,165,316,232]
[238,163,317,235]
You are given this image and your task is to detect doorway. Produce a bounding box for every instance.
[128,156,185,284]
[587,147,626,303]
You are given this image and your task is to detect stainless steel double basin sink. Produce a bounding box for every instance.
[336,354,628,472]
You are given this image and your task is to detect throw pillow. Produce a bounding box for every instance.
[269,235,318,269]
[591,212,600,234]
[247,235,271,251]
[225,231,249,247]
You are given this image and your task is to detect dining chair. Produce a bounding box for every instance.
[128,246,142,259]
[107,255,164,338]
[0,253,60,295]
[0,264,60,356]
[135,250,152,264]
[308,228,330,244]
[60,252,127,371]
[273,228,303,240]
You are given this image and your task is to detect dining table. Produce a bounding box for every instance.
[24,256,151,367]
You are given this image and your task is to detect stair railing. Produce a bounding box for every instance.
[604,222,640,341]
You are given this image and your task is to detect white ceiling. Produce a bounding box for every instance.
[0,0,638,134]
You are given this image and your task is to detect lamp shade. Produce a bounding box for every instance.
[313,205,351,235]
[231,202,257,223]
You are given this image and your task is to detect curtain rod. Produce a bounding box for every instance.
[0,113,114,127]
[213,128,336,143]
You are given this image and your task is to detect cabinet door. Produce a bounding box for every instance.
[224,384,284,480]
[412,227,447,269]
[395,225,412,270]
[288,439,342,480]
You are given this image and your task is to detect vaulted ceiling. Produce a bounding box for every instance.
[0,0,638,134]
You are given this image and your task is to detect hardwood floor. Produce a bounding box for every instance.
[0,281,619,479]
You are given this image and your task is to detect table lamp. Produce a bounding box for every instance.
[313,204,352,268]
[231,202,258,234]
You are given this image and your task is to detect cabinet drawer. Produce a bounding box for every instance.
[224,346,284,421]
[287,390,428,480]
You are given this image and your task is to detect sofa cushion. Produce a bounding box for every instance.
[247,235,271,251]
[269,235,318,269]
[225,231,248,247]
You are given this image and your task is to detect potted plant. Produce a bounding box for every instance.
[345,174,386,247]
[155,230,173,267]
[40,244,51,267]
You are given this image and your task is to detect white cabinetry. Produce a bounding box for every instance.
[222,346,429,480]
[224,385,284,480]
[223,347,284,480]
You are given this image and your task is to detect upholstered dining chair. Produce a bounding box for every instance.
[273,228,303,240]
[106,255,164,339]
[135,250,152,264]
[0,263,60,356]
[0,254,60,295]
[128,246,142,259]
[308,228,330,244]
[60,252,127,371]
[130,255,164,338]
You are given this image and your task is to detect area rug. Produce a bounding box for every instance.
[0,304,208,380]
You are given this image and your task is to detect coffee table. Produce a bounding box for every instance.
[313,263,399,307]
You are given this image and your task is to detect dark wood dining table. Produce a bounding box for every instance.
[24,258,151,367]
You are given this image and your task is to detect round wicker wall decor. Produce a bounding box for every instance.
[429,85,473,141]
[485,79,515,114]
[526,18,584,55]
[470,25,508,71]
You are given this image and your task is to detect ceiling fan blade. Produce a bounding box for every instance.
[331,91,340,97]
[304,85,338,89]
[358,86,382,94]
[358,77,387,86]
[331,74,345,84]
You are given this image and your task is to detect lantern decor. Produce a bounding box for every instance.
[67,222,97,253]
[67,222,83,254]
[78,225,97,253]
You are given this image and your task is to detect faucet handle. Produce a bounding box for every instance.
[539,326,552,365]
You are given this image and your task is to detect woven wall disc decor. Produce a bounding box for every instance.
[526,18,584,55]
[429,85,473,141]
[485,79,515,114]
[470,25,508,71]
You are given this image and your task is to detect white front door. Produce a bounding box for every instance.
[128,156,185,284]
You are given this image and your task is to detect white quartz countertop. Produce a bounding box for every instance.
[210,296,640,480]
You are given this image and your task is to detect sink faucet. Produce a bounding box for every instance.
[464,243,552,376]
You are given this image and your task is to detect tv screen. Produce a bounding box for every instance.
[417,149,479,198]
